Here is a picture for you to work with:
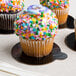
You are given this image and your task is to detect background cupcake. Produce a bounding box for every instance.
[0,0,24,31]
[40,0,69,25]
[14,5,58,57]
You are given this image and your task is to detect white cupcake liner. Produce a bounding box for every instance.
[52,8,69,16]
[74,19,76,28]
[74,19,76,40]
[19,37,54,57]
[52,8,69,24]
[0,10,23,30]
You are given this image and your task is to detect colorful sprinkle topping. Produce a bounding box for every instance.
[0,0,24,13]
[14,5,58,40]
[40,0,69,9]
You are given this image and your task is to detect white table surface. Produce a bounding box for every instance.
[0,0,76,76]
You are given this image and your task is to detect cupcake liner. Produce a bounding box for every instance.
[53,8,69,15]
[52,8,69,25]
[0,10,23,30]
[75,29,76,40]
[74,19,76,40]
[19,37,54,57]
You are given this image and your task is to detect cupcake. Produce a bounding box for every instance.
[40,0,69,25]
[0,0,24,30]
[14,5,58,57]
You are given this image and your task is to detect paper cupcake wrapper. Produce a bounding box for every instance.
[75,29,76,40]
[74,19,76,28]
[74,19,76,40]
[19,37,54,57]
[52,8,69,16]
[0,10,23,30]
[52,8,69,25]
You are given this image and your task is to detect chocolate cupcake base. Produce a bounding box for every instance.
[0,10,23,31]
[11,43,67,65]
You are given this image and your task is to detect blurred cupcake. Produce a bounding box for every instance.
[14,5,58,57]
[40,0,69,25]
[0,0,24,30]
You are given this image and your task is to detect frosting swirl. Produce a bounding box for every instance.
[14,5,58,40]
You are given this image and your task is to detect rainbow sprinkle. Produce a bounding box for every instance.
[0,0,24,13]
[40,0,69,9]
[14,5,58,40]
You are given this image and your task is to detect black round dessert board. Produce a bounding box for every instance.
[11,43,67,65]
[0,29,14,34]
[65,32,76,51]
[0,15,74,34]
